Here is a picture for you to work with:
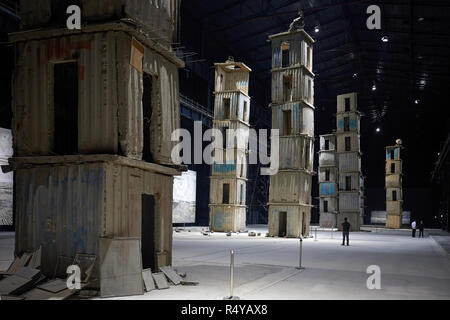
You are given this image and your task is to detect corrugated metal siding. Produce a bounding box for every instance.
[223,71,249,95]
[20,0,178,43]
[385,160,402,173]
[268,205,310,238]
[318,167,337,182]
[143,49,180,165]
[271,34,307,69]
[269,171,312,204]
[336,132,360,153]
[210,206,246,232]
[319,135,336,150]
[386,187,402,201]
[338,153,361,172]
[338,192,361,211]
[15,163,105,276]
[279,136,313,170]
[386,174,402,187]
[271,68,304,104]
[319,151,336,167]
[13,32,121,156]
[336,93,358,114]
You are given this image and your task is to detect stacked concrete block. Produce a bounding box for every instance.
[335,93,363,231]
[267,24,315,238]
[8,0,184,291]
[209,59,251,232]
[385,140,403,229]
[318,134,338,228]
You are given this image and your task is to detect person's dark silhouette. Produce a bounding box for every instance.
[342,217,351,246]
[419,220,425,238]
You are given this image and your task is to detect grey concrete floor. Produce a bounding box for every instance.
[1,227,449,300]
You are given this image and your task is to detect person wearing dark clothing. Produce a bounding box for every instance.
[419,220,425,238]
[342,217,351,246]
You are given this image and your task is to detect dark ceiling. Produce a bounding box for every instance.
[180,0,450,188]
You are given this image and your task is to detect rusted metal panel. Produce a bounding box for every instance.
[336,132,360,153]
[338,152,361,172]
[214,92,250,123]
[386,174,402,188]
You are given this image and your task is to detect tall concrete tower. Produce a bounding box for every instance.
[209,59,251,232]
[267,14,315,238]
[318,134,338,228]
[336,93,363,231]
[385,140,404,229]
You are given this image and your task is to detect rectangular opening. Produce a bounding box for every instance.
[278,211,287,237]
[308,79,312,103]
[324,139,330,150]
[281,41,290,68]
[344,117,350,131]
[221,127,227,149]
[324,200,328,213]
[392,190,397,201]
[243,101,248,122]
[390,163,396,173]
[54,62,78,154]
[283,75,292,101]
[141,194,155,270]
[222,183,230,204]
[345,136,351,151]
[142,73,153,162]
[223,98,231,119]
[240,184,244,205]
[325,169,330,181]
[345,98,351,112]
[345,176,352,191]
[282,110,292,136]
[307,45,312,69]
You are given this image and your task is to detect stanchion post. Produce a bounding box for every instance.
[296,238,305,270]
[224,249,239,300]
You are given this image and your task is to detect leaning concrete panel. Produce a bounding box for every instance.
[99,237,144,298]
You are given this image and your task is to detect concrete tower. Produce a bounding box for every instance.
[318,134,338,228]
[209,59,251,232]
[267,15,315,238]
[336,93,363,231]
[385,140,404,229]
[8,0,183,295]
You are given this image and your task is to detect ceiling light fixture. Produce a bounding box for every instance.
[381,36,389,43]
[372,84,377,91]
[314,26,320,33]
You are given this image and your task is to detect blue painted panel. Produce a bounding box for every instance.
[320,183,336,196]
[213,210,224,229]
[394,148,399,158]
[338,119,344,129]
[349,118,357,129]
[213,162,236,173]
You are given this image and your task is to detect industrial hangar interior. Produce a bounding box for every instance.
[0,0,449,302]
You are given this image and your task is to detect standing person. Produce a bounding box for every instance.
[342,217,351,246]
[411,220,417,238]
[419,220,425,238]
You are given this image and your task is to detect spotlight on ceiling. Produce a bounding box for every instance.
[418,17,424,22]
[414,99,420,104]
[314,26,320,33]
[372,84,377,91]
[353,73,358,78]
[376,128,381,133]
[381,36,389,43]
